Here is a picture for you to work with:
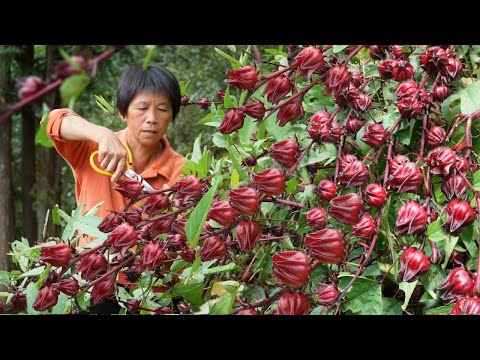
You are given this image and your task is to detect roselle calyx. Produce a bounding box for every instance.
[277,99,304,127]
[113,178,143,200]
[327,193,363,225]
[239,101,265,119]
[225,65,258,90]
[55,55,87,79]
[306,207,327,229]
[262,75,293,104]
[237,308,260,315]
[352,215,376,239]
[276,292,310,315]
[444,199,476,234]
[437,267,475,302]
[361,123,388,148]
[108,222,138,256]
[387,161,423,194]
[137,242,165,273]
[16,76,46,101]
[364,184,387,207]
[378,58,398,80]
[33,285,59,312]
[315,284,338,306]
[141,193,170,216]
[399,248,430,282]
[291,46,324,80]
[395,202,427,236]
[389,154,410,174]
[98,212,123,233]
[325,65,351,95]
[91,277,117,305]
[272,251,309,288]
[433,84,452,102]
[443,57,463,79]
[229,187,260,217]
[427,146,457,176]
[252,168,285,196]
[450,297,480,315]
[55,277,79,296]
[441,174,468,200]
[236,220,261,254]
[426,126,446,148]
[346,117,364,135]
[306,228,345,264]
[219,109,245,134]
[40,242,73,268]
[337,160,369,188]
[200,235,227,261]
[316,180,337,201]
[269,139,299,168]
[77,251,108,281]
[207,199,236,227]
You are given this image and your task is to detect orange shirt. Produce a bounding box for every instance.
[47,108,186,247]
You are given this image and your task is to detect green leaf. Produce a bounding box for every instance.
[224,135,248,182]
[25,282,41,315]
[0,270,10,286]
[94,95,115,114]
[338,274,378,300]
[223,86,235,109]
[191,134,202,163]
[459,222,479,259]
[35,103,54,148]
[419,264,445,300]
[50,292,72,314]
[186,176,220,246]
[202,262,238,276]
[52,204,62,225]
[212,133,227,148]
[341,280,383,315]
[238,116,257,146]
[382,297,403,315]
[143,45,158,69]
[215,47,241,69]
[227,45,236,52]
[425,304,454,315]
[441,234,459,270]
[60,73,91,107]
[171,274,205,308]
[19,266,45,278]
[473,170,480,192]
[459,80,480,114]
[76,292,90,312]
[333,45,348,53]
[230,169,240,189]
[399,280,418,311]
[427,219,448,242]
[208,280,240,315]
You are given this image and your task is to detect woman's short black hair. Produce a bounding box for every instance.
[116,63,181,121]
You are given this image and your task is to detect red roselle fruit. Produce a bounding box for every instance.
[350,71,362,87]
[437,267,475,302]
[11,292,27,312]
[361,123,388,148]
[91,277,117,305]
[172,218,187,240]
[306,228,345,264]
[426,126,446,148]
[272,251,309,288]
[352,93,373,113]
[369,45,389,60]
[352,215,376,239]
[291,45,324,80]
[126,299,141,314]
[327,193,363,225]
[16,76,46,100]
[252,168,286,196]
[433,84,452,102]
[77,251,108,281]
[113,178,143,200]
[325,65,351,95]
[180,247,196,263]
[107,222,138,256]
[315,284,338,306]
[172,175,203,202]
[197,98,210,110]
[277,99,304,127]
[378,58,398,80]
[98,212,123,233]
[180,95,190,106]
[276,291,310,315]
[40,242,73,267]
[395,202,428,236]
[316,180,337,201]
[308,111,330,126]
[392,60,414,81]
[55,277,79,296]
[269,139,299,168]
[55,55,87,79]
[239,101,266,119]
[33,285,59,312]
[237,308,260,315]
[306,207,327,229]
[364,184,387,207]
[141,193,170,216]
[391,45,412,60]
[340,154,357,171]
[149,217,174,238]
[444,199,476,234]
[120,208,143,226]
[229,187,260,216]
[450,297,480,315]
[235,220,261,254]
[200,235,227,261]
[136,242,165,273]
[337,160,369,188]
[399,247,430,282]
[389,154,410,173]
[207,199,236,227]
[443,57,463,79]
[262,75,294,104]
[387,162,423,194]
[219,109,245,134]
[441,174,468,200]
[419,46,449,74]
[346,117,365,135]
[427,146,456,176]
[225,65,258,90]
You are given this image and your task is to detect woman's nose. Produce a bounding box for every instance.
[145,110,158,124]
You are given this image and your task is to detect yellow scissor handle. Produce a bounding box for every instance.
[89,143,133,176]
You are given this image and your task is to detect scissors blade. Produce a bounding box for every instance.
[123,169,155,193]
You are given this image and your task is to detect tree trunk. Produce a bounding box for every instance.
[17,45,38,245]
[0,48,15,271]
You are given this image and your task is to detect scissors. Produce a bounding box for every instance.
[89,143,155,193]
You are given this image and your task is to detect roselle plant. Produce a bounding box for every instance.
[2,45,480,316]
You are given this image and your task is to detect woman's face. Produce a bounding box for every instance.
[121,91,173,147]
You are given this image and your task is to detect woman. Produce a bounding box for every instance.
[47,63,186,248]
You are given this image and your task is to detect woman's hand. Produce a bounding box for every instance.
[97,130,128,182]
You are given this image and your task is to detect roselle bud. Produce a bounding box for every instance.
[276,292,310,315]
[180,247,196,262]
[125,299,141,314]
[378,59,398,80]
[346,117,364,135]
[252,168,285,196]
[419,46,449,74]
[77,251,108,281]
[396,80,418,99]
[237,308,260,315]
[389,154,410,173]
[425,126,446,149]
[309,123,331,144]
[396,97,423,119]
[364,184,387,207]
[433,84,452,102]
[325,65,351,95]
[239,101,266,119]
[329,122,342,143]
[40,242,73,267]
[142,193,170,216]
[449,249,468,266]
[334,83,358,108]
[277,99,304,127]
[172,175,203,202]
[108,222,138,255]
[225,65,258,90]
[55,277,79,296]
[166,233,184,250]
[337,160,369,188]
[395,202,427,236]
[16,76,46,101]
[392,60,414,81]
[197,98,210,110]
[235,220,261,254]
[269,139,299,168]
[453,156,469,174]
[115,179,143,201]
[180,95,190,106]
[306,207,327,229]
[11,292,27,312]
[149,217,174,238]
[438,267,475,302]
[272,251,309,288]
[391,45,411,60]
[207,200,236,227]
[55,55,87,79]
[444,199,476,234]
[315,284,338,306]
[229,187,260,217]
[98,212,123,233]
[263,75,294,104]
[399,248,430,282]
[352,215,376,239]
[443,57,463,79]
[361,123,388,148]
[219,109,246,134]
[316,180,337,201]
[120,208,143,226]
[306,228,345,264]
[33,285,59,312]
[172,218,187,240]
[450,297,480,315]
[387,162,423,194]
[369,45,389,60]
[327,193,363,225]
[137,242,165,273]
[44,270,60,286]
[339,154,357,171]
[351,71,363,87]
[200,235,227,261]
[308,111,330,126]
[427,146,456,176]
[441,174,468,200]
[271,225,284,237]
[91,277,117,305]
[291,46,324,79]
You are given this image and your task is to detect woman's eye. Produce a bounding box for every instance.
[138,108,147,110]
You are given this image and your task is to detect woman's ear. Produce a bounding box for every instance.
[118,111,127,122]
